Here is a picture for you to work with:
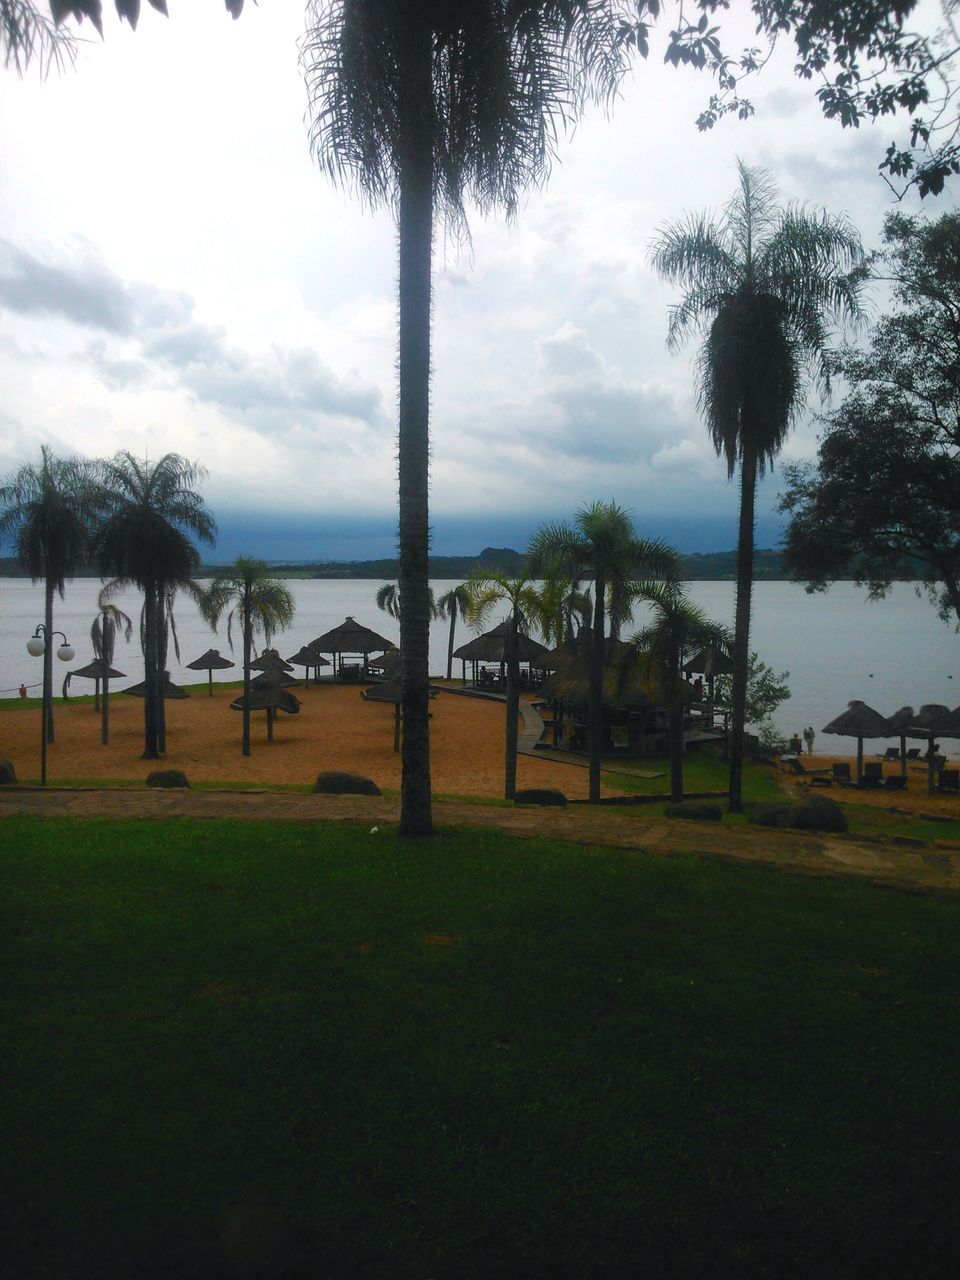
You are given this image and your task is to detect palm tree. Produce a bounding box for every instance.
[90,590,133,745]
[650,160,865,811]
[93,452,215,760]
[435,583,471,680]
[302,1,636,836]
[0,445,104,743]
[528,501,678,803]
[376,581,435,625]
[630,581,730,803]
[465,571,543,801]
[202,557,296,757]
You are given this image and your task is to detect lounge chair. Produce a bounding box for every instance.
[905,748,922,762]
[860,762,884,787]
[884,774,907,790]
[876,746,900,762]
[832,762,853,783]
[783,757,831,778]
[938,769,959,794]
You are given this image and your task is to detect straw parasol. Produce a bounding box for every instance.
[230,686,301,742]
[821,700,890,781]
[367,646,400,677]
[250,649,294,672]
[122,672,190,700]
[286,644,330,688]
[250,668,299,690]
[884,706,918,777]
[908,704,960,793]
[309,617,395,679]
[185,648,234,696]
[64,658,126,706]
[362,679,439,752]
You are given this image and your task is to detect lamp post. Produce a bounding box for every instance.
[26,626,74,786]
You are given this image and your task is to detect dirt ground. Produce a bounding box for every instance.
[0,683,626,800]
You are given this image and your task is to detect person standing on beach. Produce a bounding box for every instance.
[803,726,815,755]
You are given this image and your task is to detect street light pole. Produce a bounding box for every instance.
[26,626,74,786]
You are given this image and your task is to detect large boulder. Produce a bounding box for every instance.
[313,771,381,797]
[790,795,847,832]
[750,796,847,833]
[0,759,18,785]
[146,769,190,789]
[665,800,723,822]
[514,788,567,807]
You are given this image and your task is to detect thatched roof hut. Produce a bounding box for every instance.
[542,650,694,710]
[309,617,395,678]
[453,621,550,665]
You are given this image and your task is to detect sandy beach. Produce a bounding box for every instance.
[0,682,626,799]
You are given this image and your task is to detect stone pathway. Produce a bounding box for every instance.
[3,784,960,897]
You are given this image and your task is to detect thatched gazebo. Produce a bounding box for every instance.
[362,679,439,752]
[230,686,301,742]
[185,648,234,696]
[821,700,891,782]
[541,649,695,755]
[309,617,395,680]
[453,621,550,689]
[682,644,734,704]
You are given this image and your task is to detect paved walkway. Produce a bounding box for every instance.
[3,784,960,897]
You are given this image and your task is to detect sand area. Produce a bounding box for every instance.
[0,681,624,800]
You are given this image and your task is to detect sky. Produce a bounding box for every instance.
[0,1,955,563]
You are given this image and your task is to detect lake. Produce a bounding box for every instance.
[2,577,958,756]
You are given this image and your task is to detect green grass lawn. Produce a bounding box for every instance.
[3,818,960,1278]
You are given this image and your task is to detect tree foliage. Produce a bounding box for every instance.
[650,159,863,811]
[780,210,960,630]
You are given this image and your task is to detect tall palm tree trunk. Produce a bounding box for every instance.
[588,573,606,803]
[242,582,253,758]
[43,578,55,743]
[142,578,160,759]
[729,446,758,812]
[156,586,168,755]
[397,24,434,838]
[101,670,110,746]
[504,611,520,801]
[667,642,685,803]
[446,610,458,681]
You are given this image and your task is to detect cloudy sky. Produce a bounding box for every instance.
[0,1,954,561]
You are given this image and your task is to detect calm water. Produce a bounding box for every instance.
[2,577,958,756]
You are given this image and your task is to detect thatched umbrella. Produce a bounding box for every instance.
[362,680,439,752]
[309,617,395,679]
[821,700,890,782]
[908,704,960,793]
[230,686,301,742]
[368,646,400,678]
[122,672,190,700]
[185,648,234,697]
[884,706,917,778]
[63,658,126,709]
[250,649,294,672]
[250,668,299,690]
[286,644,330,688]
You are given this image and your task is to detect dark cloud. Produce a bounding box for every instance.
[0,239,190,333]
[0,239,386,433]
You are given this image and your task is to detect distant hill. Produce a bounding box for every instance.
[0,547,792,581]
